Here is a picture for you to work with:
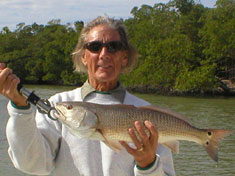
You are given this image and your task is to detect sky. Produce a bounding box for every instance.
[0,0,217,31]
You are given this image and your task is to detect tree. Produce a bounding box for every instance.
[172,0,195,15]
[0,1,233,93]
[200,0,235,80]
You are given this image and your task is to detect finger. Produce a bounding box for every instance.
[119,141,135,155]
[2,74,16,94]
[128,127,143,150]
[0,68,13,91]
[8,74,20,91]
[0,62,6,70]
[144,121,158,139]
[144,121,159,149]
[135,121,149,144]
[0,68,12,79]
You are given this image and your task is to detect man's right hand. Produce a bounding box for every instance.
[0,62,28,107]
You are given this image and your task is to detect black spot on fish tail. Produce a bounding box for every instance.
[203,129,232,162]
[208,131,212,136]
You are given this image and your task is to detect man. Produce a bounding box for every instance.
[0,16,175,176]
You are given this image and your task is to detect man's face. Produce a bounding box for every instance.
[82,25,128,84]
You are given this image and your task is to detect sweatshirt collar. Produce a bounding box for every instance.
[81,80,126,103]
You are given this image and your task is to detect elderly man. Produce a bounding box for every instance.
[0,16,175,176]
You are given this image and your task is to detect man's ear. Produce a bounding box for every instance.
[121,52,128,67]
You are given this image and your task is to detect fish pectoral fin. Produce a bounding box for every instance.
[162,140,180,154]
[89,130,106,141]
[103,140,122,152]
[96,129,122,152]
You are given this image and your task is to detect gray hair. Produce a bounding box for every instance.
[72,16,138,73]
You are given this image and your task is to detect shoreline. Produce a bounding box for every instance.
[23,82,235,97]
[126,85,235,97]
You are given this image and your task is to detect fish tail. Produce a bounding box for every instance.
[203,129,232,162]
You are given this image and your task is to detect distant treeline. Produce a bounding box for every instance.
[0,0,234,94]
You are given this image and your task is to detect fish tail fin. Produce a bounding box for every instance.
[203,129,232,162]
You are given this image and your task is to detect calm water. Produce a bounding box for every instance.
[0,85,234,176]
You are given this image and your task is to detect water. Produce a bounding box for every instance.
[0,85,234,176]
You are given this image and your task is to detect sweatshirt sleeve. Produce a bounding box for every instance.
[6,101,62,175]
[134,145,175,176]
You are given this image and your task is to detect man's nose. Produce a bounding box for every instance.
[99,46,110,58]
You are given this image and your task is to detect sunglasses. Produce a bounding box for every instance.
[84,41,126,53]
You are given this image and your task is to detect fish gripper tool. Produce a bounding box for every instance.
[17,84,58,120]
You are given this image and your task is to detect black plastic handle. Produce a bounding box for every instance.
[17,83,23,92]
[3,59,57,120]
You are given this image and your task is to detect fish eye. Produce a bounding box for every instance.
[208,131,212,136]
[66,105,73,110]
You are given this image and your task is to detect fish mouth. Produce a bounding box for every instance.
[54,107,67,120]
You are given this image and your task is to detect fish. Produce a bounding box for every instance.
[54,101,232,162]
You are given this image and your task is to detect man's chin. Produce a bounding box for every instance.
[96,74,116,83]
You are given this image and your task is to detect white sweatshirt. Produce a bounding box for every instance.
[6,83,175,176]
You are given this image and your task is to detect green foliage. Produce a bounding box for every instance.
[174,62,218,92]
[0,0,234,93]
[0,20,82,85]
[61,70,87,85]
[199,0,235,80]
[122,0,234,93]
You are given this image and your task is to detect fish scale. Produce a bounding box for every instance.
[54,101,232,162]
[96,105,196,143]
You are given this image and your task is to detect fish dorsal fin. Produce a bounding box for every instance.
[162,141,180,154]
[112,104,136,109]
[139,105,191,124]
